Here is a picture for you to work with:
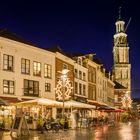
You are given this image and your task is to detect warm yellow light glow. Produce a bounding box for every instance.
[121,92,132,108]
[62,69,69,75]
[119,123,133,140]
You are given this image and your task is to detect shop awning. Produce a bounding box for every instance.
[13,98,96,109]
[87,99,108,107]
[64,100,96,109]
[97,106,116,112]
[0,98,9,106]
[0,97,23,106]
[114,109,125,112]
[14,98,63,108]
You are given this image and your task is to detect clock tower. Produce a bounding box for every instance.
[113,8,131,95]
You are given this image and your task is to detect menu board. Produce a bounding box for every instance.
[10,110,30,137]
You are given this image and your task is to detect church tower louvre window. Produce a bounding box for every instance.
[112,7,131,95]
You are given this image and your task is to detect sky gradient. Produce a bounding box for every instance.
[0,0,140,98]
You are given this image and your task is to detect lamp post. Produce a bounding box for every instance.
[55,69,73,118]
[61,69,69,118]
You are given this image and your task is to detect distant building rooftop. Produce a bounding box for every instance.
[0,28,37,47]
[46,45,64,54]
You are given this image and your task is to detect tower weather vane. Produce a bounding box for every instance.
[119,6,122,20]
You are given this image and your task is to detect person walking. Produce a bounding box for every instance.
[108,113,115,126]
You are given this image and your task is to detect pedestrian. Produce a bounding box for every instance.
[108,113,115,126]
[64,116,68,130]
[75,111,80,128]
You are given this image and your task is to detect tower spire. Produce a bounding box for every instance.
[115,6,125,33]
[119,6,122,20]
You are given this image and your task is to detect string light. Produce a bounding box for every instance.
[55,78,73,100]
[121,92,132,108]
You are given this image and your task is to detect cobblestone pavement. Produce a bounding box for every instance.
[0,121,140,140]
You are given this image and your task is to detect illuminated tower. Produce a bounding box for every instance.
[113,7,131,95]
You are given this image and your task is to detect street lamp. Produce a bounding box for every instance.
[55,69,73,118]
[61,69,69,118]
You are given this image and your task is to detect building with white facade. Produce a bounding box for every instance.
[0,29,115,110]
[0,29,56,102]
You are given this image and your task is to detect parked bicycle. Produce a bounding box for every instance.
[43,118,62,132]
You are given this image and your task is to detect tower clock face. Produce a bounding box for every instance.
[114,35,127,46]
[119,36,126,44]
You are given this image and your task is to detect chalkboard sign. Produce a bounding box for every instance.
[11,112,30,137]
[13,117,21,129]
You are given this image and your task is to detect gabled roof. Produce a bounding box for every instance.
[46,45,74,59]
[114,81,127,89]
[69,53,104,65]
[0,28,37,47]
